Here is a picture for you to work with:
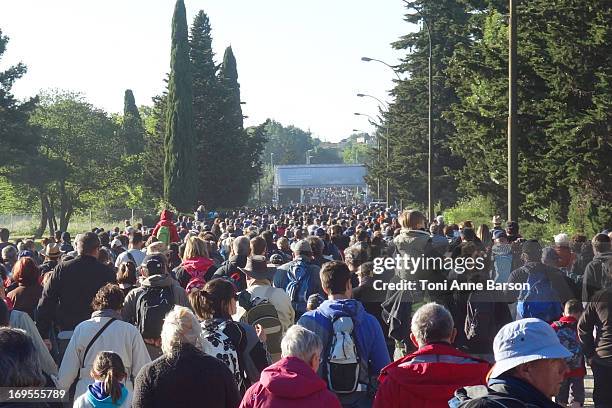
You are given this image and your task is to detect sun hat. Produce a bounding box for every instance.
[146,241,170,255]
[40,243,62,258]
[490,318,572,378]
[239,255,273,281]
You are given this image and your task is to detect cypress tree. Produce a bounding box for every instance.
[164,0,196,211]
[121,89,145,155]
[219,46,244,130]
[217,46,264,207]
[190,10,224,207]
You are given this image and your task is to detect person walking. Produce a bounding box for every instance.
[131,306,241,408]
[57,284,150,401]
[240,325,341,408]
[36,232,115,361]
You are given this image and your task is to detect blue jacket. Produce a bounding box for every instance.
[297,299,391,378]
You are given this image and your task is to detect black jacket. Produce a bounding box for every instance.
[582,252,612,302]
[132,343,240,408]
[578,287,612,367]
[36,255,115,337]
[452,375,563,408]
[213,255,248,291]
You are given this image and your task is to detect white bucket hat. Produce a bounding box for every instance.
[490,318,572,379]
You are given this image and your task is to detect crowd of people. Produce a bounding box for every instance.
[0,204,611,408]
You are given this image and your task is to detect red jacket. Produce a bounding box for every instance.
[374,343,491,408]
[240,357,341,408]
[152,210,180,244]
[181,257,214,279]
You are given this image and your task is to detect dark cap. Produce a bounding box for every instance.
[142,253,166,275]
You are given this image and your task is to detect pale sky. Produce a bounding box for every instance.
[0,0,413,142]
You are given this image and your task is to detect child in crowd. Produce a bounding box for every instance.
[73,351,130,408]
[551,299,586,408]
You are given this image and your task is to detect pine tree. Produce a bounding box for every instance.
[121,89,145,155]
[446,0,611,224]
[164,0,196,211]
[383,0,469,210]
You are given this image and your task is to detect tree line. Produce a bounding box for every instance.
[370,0,610,234]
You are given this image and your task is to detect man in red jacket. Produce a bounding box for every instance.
[151,209,180,244]
[240,325,341,408]
[374,303,491,408]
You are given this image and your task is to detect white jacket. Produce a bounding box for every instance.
[57,313,151,401]
[9,310,58,376]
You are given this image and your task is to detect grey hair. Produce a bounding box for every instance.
[160,306,203,356]
[281,325,322,362]
[232,236,251,257]
[410,302,454,346]
[0,328,45,387]
[1,245,17,261]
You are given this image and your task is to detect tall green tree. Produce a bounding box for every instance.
[164,0,196,211]
[29,91,122,232]
[382,0,469,210]
[446,1,611,225]
[190,10,226,207]
[121,89,145,155]
[213,46,265,207]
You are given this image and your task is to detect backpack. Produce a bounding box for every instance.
[325,315,361,394]
[493,254,513,283]
[156,225,170,245]
[201,319,244,391]
[286,260,311,318]
[240,286,283,357]
[136,286,175,339]
[552,321,583,370]
[516,270,562,322]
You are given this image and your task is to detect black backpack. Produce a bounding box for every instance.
[136,286,174,339]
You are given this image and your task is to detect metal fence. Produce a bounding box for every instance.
[0,209,155,236]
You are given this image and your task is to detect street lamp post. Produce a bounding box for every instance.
[363,15,433,217]
[357,93,390,205]
[508,0,518,222]
[354,112,381,200]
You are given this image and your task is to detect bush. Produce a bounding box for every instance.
[443,195,497,227]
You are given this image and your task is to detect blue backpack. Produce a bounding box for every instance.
[286,260,311,319]
[516,270,562,322]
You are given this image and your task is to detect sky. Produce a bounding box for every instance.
[0,0,413,142]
